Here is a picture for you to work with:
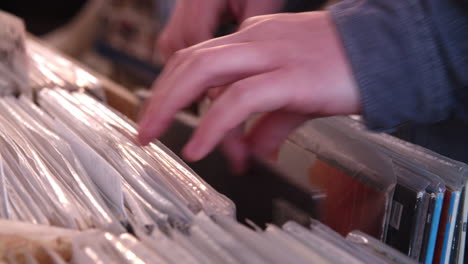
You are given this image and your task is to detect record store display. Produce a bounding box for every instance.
[1,10,468,264]
[286,116,468,264]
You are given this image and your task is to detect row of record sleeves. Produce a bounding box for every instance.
[0,71,416,264]
[0,86,418,264]
[281,116,468,264]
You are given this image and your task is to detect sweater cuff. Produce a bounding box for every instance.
[329,0,453,131]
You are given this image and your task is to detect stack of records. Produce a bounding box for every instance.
[289,116,468,264]
[0,214,418,264]
[281,116,398,240]
[0,89,235,231]
[0,88,418,264]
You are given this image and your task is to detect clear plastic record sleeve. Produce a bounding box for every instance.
[323,116,468,264]
[41,89,234,217]
[69,90,235,216]
[0,97,121,231]
[449,187,467,264]
[384,162,432,260]
[283,221,385,264]
[288,117,397,239]
[0,114,85,229]
[25,38,103,98]
[347,230,418,264]
[436,190,461,264]
[38,89,195,227]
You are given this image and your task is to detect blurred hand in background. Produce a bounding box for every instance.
[157,0,286,61]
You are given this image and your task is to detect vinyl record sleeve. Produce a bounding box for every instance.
[385,184,422,255]
[449,186,468,264]
[410,191,430,260]
[309,158,390,238]
[420,193,444,264]
[456,183,468,264]
[434,190,461,264]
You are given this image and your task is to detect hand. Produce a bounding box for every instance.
[139,11,361,171]
[157,0,285,61]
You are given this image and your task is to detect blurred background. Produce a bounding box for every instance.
[0,0,332,101]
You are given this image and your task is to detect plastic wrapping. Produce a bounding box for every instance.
[320,116,467,264]
[39,90,192,215]
[347,230,417,264]
[71,230,169,264]
[213,215,306,264]
[0,113,83,229]
[4,159,50,225]
[191,213,266,264]
[71,90,235,217]
[136,226,199,264]
[287,117,397,239]
[36,88,234,231]
[0,87,238,250]
[283,221,380,264]
[0,153,9,219]
[66,215,397,264]
[264,224,332,263]
[25,38,103,99]
[0,97,120,231]
[331,116,466,191]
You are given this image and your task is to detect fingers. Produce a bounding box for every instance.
[157,0,228,61]
[181,0,227,46]
[160,32,250,78]
[246,111,309,159]
[220,125,249,174]
[157,1,188,61]
[182,69,293,161]
[138,42,278,145]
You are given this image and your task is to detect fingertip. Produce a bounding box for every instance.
[220,137,250,175]
[136,125,151,146]
[181,143,203,163]
[229,153,249,176]
[137,116,164,147]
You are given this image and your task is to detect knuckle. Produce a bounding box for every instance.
[242,16,259,26]
[241,15,276,29]
[188,49,213,67]
[240,16,263,29]
[172,48,191,61]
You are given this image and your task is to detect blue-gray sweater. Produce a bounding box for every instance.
[329,0,468,163]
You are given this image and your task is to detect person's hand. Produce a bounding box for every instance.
[139,11,361,171]
[157,0,285,61]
